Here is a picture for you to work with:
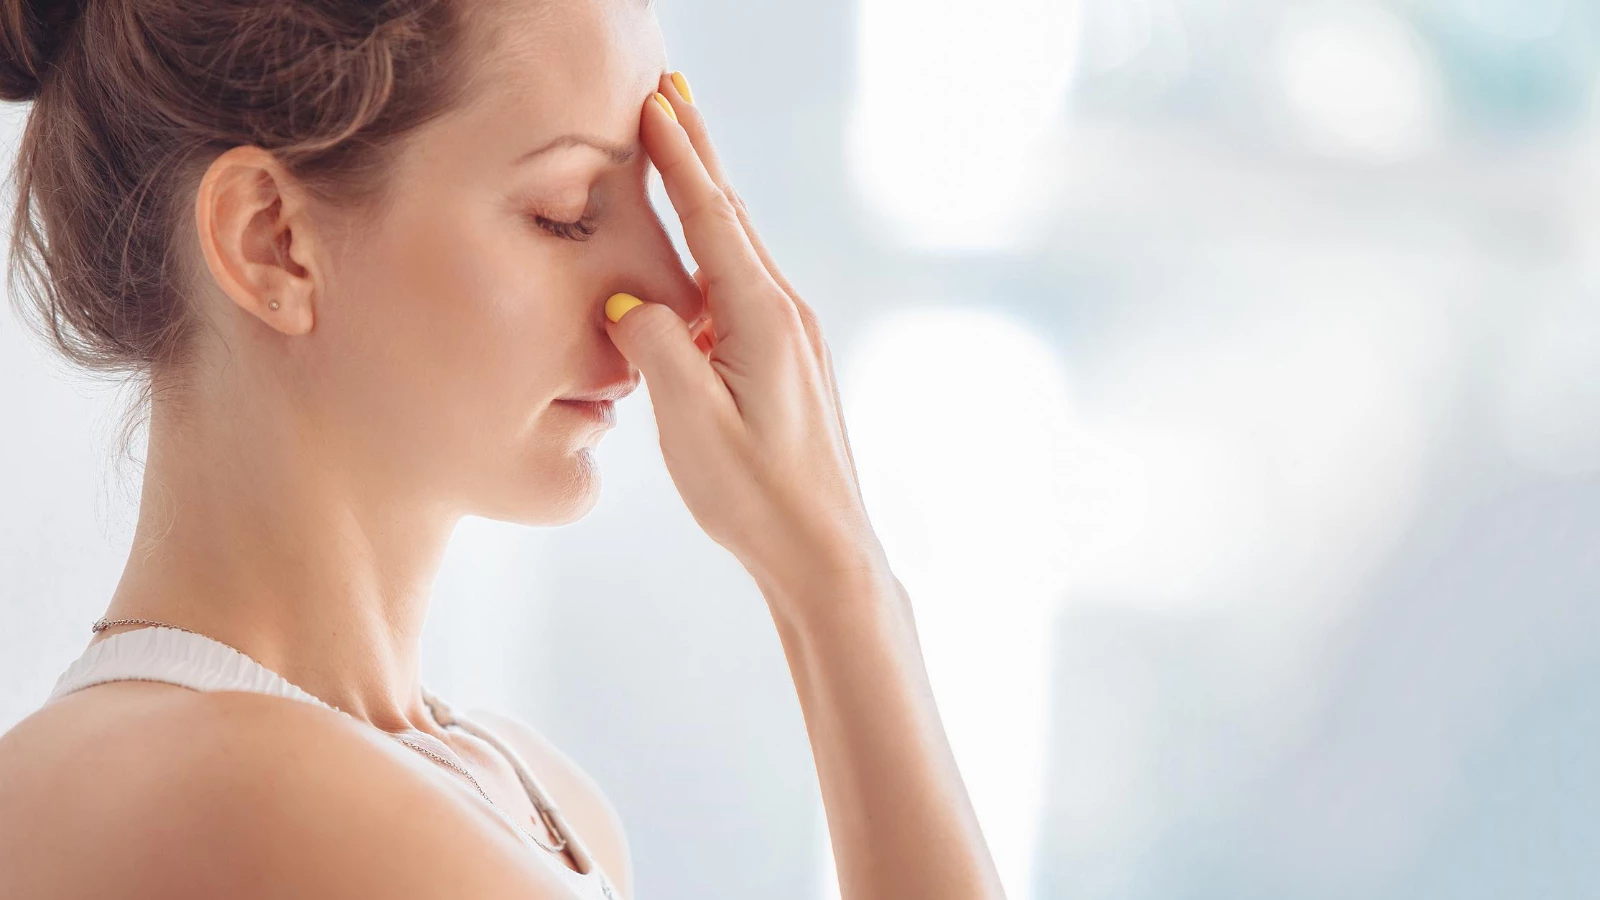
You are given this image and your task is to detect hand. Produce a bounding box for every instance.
[604,74,887,610]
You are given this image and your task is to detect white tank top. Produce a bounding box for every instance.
[44,625,620,900]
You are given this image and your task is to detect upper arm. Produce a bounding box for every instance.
[40,693,573,900]
[468,708,635,900]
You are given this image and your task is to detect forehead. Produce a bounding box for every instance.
[461,0,666,144]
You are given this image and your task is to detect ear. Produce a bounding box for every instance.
[193,145,321,336]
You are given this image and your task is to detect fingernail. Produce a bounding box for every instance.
[651,92,677,123]
[606,292,645,323]
[670,71,694,105]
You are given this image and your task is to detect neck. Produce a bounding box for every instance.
[100,389,462,736]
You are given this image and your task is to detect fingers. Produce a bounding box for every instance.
[657,73,825,356]
[657,74,864,498]
[658,74,809,311]
[641,86,776,316]
[604,293,727,428]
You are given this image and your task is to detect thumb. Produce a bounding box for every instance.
[604,292,719,421]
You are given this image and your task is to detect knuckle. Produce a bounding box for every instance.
[791,300,823,341]
[721,184,750,216]
[792,296,821,328]
[657,151,693,181]
[778,302,811,344]
[700,259,751,295]
[687,189,742,228]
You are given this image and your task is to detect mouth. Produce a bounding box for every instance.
[559,375,641,404]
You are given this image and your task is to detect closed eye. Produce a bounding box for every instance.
[528,213,599,242]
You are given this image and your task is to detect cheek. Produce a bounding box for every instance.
[339,201,584,435]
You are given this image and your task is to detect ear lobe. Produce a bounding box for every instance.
[193,145,318,336]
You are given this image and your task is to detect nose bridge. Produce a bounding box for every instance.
[604,202,704,325]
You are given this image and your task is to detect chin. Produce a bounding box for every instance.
[472,447,603,527]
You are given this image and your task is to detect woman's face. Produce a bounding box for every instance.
[306,0,702,526]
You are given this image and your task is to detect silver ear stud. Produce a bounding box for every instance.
[269,301,280,310]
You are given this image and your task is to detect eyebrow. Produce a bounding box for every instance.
[515,134,639,167]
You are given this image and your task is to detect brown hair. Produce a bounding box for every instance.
[0,0,481,449]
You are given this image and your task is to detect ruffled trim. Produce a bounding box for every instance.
[46,625,337,711]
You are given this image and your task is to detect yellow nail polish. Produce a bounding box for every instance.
[651,92,677,123]
[670,71,694,105]
[606,292,644,323]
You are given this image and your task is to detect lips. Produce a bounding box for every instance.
[560,375,640,403]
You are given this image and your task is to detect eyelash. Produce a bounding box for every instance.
[528,212,599,242]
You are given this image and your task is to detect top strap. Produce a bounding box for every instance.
[47,625,337,711]
[45,626,608,888]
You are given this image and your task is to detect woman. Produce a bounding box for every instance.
[0,0,1003,897]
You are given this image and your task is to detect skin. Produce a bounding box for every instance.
[0,0,1006,896]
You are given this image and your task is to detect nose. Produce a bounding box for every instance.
[599,200,705,330]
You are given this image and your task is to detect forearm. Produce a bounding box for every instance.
[756,563,1006,900]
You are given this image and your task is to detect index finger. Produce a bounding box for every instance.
[641,89,781,318]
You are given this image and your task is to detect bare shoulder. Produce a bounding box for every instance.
[468,707,635,899]
[0,684,570,900]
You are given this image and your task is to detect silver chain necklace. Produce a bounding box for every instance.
[89,616,570,858]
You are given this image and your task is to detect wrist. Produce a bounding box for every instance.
[744,526,887,593]
[748,543,907,649]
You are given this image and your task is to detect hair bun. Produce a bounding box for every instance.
[0,0,88,102]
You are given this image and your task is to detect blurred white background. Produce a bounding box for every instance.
[4,0,1599,897]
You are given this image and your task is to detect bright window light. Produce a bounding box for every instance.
[1275,3,1443,162]
[817,307,1075,900]
[848,0,1079,252]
